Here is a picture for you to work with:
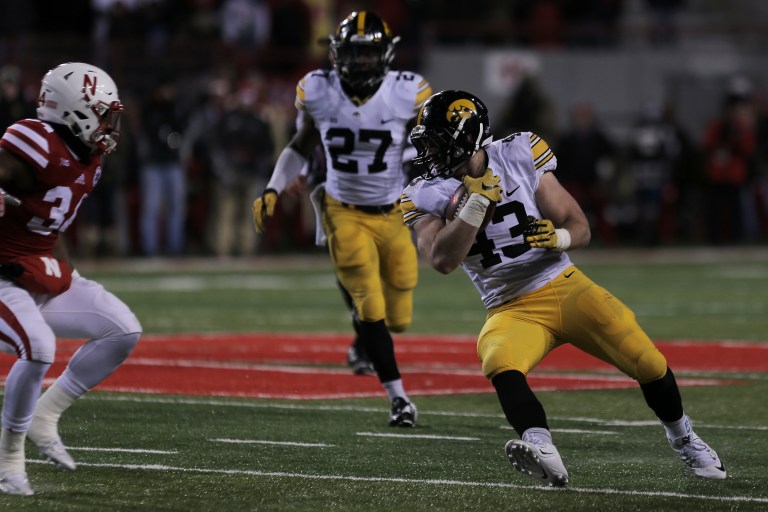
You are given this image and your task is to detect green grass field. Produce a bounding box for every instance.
[2,248,767,511]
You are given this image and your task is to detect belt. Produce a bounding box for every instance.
[340,201,398,214]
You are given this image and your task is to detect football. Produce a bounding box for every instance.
[444,183,496,231]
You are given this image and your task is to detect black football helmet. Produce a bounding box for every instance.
[410,90,492,179]
[330,11,399,95]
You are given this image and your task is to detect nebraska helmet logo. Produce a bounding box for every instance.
[82,73,98,100]
[446,99,477,123]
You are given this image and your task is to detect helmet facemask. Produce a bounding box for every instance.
[86,100,123,154]
[411,114,490,180]
[330,11,399,97]
[333,41,393,92]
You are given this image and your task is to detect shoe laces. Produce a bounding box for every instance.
[391,397,408,411]
[44,438,69,455]
[674,435,718,467]
[522,431,551,449]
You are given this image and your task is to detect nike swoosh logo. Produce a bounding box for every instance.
[539,450,553,455]
[715,464,725,472]
[564,271,575,278]
[505,186,520,197]
[380,118,394,124]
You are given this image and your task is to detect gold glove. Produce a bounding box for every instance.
[524,217,558,248]
[252,189,278,235]
[462,168,502,203]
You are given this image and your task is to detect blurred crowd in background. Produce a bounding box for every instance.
[1,0,767,258]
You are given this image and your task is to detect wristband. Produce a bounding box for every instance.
[554,228,571,252]
[457,194,491,228]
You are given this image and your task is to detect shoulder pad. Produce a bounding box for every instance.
[295,70,332,112]
[0,119,54,170]
[528,132,557,172]
[385,71,433,119]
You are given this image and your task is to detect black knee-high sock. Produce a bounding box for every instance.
[492,370,549,437]
[640,367,684,422]
[358,319,400,382]
[336,279,362,346]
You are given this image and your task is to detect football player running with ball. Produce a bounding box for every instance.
[400,90,725,486]
[0,63,142,496]
[252,11,431,426]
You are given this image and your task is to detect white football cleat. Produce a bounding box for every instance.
[671,433,726,479]
[505,439,568,487]
[29,435,76,472]
[0,473,34,496]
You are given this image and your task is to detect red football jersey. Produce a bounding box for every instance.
[0,119,103,259]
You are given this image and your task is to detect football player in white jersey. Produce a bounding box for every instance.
[401,90,726,486]
[0,63,142,496]
[252,11,432,426]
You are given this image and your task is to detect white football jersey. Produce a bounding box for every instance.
[401,132,572,308]
[296,69,431,205]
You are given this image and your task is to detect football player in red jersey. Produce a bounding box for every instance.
[0,62,142,496]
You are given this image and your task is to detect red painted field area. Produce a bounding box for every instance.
[2,334,765,399]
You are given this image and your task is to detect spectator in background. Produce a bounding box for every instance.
[751,88,768,238]
[495,75,558,143]
[554,101,617,244]
[702,79,756,244]
[0,3,34,63]
[0,65,35,132]
[181,74,233,254]
[220,0,270,49]
[625,100,682,245]
[644,0,686,47]
[562,0,624,48]
[661,101,705,243]
[208,81,274,257]
[138,75,187,257]
[267,0,312,76]
[77,92,139,258]
[91,0,142,68]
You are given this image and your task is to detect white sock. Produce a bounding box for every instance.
[662,414,693,444]
[382,379,408,402]
[522,427,553,445]
[0,428,27,476]
[28,381,78,444]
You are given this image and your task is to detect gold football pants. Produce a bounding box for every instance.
[478,266,667,384]
[322,195,418,332]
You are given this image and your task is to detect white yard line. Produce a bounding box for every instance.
[356,432,480,441]
[25,459,768,505]
[499,426,619,435]
[83,395,768,432]
[59,447,177,454]
[209,439,334,447]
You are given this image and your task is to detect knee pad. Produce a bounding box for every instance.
[481,343,523,380]
[110,332,141,361]
[478,312,552,379]
[336,262,386,323]
[635,346,668,384]
[27,324,57,364]
[357,293,386,323]
[384,288,413,333]
[386,322,409,334]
